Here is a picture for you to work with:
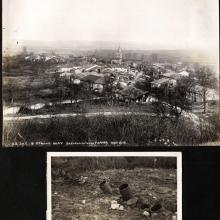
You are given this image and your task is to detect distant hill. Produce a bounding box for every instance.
[3,40,218,68]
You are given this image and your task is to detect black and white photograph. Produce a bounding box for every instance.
[2,0,219,147]
[47,152,182,220]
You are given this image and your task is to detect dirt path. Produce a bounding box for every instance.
[4,112,157,121]
[52,168,177,220]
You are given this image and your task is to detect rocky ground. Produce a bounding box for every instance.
[51,168,177,220]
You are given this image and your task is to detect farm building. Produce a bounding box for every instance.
[81,73,105,92]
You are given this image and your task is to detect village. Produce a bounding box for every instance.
[2,46,220,146]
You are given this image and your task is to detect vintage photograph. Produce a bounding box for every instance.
[3,0,219,146]
[47,152,182,220]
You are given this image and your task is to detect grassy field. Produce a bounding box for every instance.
[52,168,177,220]
[3,73,56,105]
[4,112,219,146]
[3,117,219,147]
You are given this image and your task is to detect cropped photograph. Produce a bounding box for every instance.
[47,152,182,220]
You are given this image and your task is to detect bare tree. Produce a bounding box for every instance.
[196,67,216,113]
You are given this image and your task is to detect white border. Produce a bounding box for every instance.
[47,152,182,220]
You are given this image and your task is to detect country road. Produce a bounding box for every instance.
[4,111,157,121]
[4,110,203,130]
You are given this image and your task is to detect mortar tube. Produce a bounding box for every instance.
[119,183,133,201]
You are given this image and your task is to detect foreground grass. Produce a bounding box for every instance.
[3,113,219,146]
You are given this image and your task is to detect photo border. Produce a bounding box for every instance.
[47,151,182,220]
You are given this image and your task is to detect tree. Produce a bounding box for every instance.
[153,76,195,122]
[53,73,65,104]
[5,80,14,104]
[65,78,81,104]
[167,78,194,117]
[104,74,115,100]
[219,73,220,120]
[196,67,216,113]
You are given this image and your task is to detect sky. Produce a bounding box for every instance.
[3,0,219,51]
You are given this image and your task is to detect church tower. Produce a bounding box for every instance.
[116,44,123,64]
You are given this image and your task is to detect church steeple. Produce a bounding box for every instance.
[118,44,122,53]
[116,43,122,64]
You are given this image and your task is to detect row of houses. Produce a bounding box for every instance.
[150,69,218,103]
[56,62,151,101]
[151,70,189,88]
[25,55,66,64]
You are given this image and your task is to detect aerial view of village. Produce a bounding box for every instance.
[3,0,219,147]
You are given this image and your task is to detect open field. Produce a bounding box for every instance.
[52,168,177,220]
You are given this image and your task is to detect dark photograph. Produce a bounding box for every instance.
[47,152,182,220]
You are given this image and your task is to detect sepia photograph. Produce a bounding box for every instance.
[2,0,219,146]
[47,152,182,220]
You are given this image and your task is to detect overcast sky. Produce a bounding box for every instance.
[3,0,219,51]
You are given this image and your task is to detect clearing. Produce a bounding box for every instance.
[52,168,177,220]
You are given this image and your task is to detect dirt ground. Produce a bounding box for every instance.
[52,168,177,220]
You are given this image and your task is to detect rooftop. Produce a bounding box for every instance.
[151,78,171,85]
[81,74,105,84]
[162,70,189,79]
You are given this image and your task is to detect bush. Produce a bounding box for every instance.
[51,157,177,180]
